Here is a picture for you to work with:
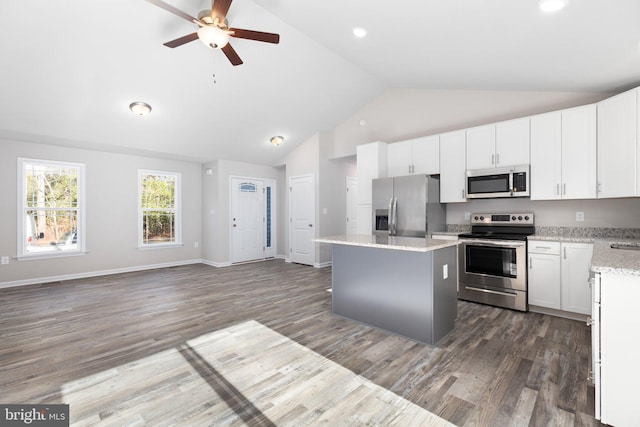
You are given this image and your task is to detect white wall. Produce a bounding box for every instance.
[330,88,614,159]
[447,198,640,229]
[0,139,202,287]
[201,159,285,265]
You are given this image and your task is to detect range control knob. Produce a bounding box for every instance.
[512,216,516,221]
[518,216,523,220]
[525,215,530,221]
[474,216,479,220]
[479,216,485,220]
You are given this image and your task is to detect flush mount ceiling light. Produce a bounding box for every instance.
[270,136,284,146]
[352,27,368,38]
[197,25,230,49]
[129,102,152,116]
[538,0,568,13]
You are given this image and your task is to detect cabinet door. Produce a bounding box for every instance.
[496,117,530,167]
[528,253,561,309]
[465,124,496,170]
[440,131,467,203]
[356,142,387,204]
[387,140,412,177]
[562,105,597,199]
[597,90,637,198]
[530,112,562,200]
[561,243,593,315]
[412,135,440,175]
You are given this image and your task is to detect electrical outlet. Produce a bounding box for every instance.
[194,241,199,248]
[1,256,9,265]
[443,264,448,279]
[576,212,585,222]
[464,212,471,220]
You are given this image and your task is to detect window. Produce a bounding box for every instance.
[139,170,181,247]
[18,158,85,258]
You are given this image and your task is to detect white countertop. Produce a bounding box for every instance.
[314,235,460,253]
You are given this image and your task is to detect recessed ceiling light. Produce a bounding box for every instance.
[270,136,284,146]
[129,102,152,116]
[352,27,367,38]
[538,0,568,13]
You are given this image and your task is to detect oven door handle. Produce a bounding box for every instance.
[461,239,525,248]
[464,286,517,298]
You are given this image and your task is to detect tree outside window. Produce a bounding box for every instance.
[19,159,85,257]
[139,170,181,246]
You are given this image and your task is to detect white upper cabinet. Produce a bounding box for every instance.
[387,136,439,177]
[440,130,467,203]
[356,141,387,205]
[465,124,496,170]
[530,105,596,200]
[496,117,530,167]
[562,105,597,199]
[530,111,562,200]
[597,89,637,198]
[466,118,529,170]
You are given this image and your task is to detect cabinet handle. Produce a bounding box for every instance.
[534,245,552,249]
[563,247,567,259]
[556,184,560,196]
[496,153,500,165]
[412,164,415,173]
[461,189,465,199]
[491,154,495,165]
[529,257,532,269]
[563,183,566,195]
[597,182,602,193]
[409,164,411,174]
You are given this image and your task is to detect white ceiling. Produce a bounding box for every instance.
[1,0,639,165]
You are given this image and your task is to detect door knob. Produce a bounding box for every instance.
[309,224,313,227]
[233,224,237,227]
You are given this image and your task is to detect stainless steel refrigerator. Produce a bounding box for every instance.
[372,175,446,237]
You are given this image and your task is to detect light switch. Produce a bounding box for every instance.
[443,264,448,279]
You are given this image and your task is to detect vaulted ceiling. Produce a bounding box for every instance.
[1,0,639,165]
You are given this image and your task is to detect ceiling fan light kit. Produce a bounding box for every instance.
[146,0,280,66]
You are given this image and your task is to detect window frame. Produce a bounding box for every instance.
[17,157,86,260]
[137,169,182,249]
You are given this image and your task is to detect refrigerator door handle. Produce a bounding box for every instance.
[391,197,398,235]
[388,197,394,235]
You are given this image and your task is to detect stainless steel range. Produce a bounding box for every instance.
[458,213,535,312]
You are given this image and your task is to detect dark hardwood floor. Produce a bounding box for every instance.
[0,260,603,426]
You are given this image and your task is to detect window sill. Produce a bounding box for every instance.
[17,251,88,261]
[137,243,184,251]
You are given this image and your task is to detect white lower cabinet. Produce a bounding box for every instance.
[528,240,593,315]
[593,272,640,426]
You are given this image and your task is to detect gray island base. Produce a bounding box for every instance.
[316,235,459,346]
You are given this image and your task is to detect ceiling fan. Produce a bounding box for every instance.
[145,0,280,66]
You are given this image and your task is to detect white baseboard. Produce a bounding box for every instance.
[0,259,203,289]
[201,259,232,268]
[314,261,332,268]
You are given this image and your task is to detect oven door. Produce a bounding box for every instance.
[459,239,527,292]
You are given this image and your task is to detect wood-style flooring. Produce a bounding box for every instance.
[0,260,603,426]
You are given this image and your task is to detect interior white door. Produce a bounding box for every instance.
[289,174,315,266]
[346,176,358,235]
[231,178,264,263]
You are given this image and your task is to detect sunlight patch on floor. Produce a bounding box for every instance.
[62,320,454,426]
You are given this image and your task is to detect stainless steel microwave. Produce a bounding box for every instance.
[466,165,530,199]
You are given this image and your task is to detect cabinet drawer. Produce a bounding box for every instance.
[528,240,561,255]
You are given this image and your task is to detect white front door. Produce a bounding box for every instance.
[231,178,264,263]
[346,176,358,235]
[289,174,315,266]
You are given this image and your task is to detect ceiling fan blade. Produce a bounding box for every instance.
[211,0,233,19]
[229,28,280,44]
[163,32,199,48]
[222,43,243,66]
[145,0,198,23]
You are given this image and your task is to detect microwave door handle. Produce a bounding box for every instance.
[509,172,514,195]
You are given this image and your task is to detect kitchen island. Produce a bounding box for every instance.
[314,235,460,345]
